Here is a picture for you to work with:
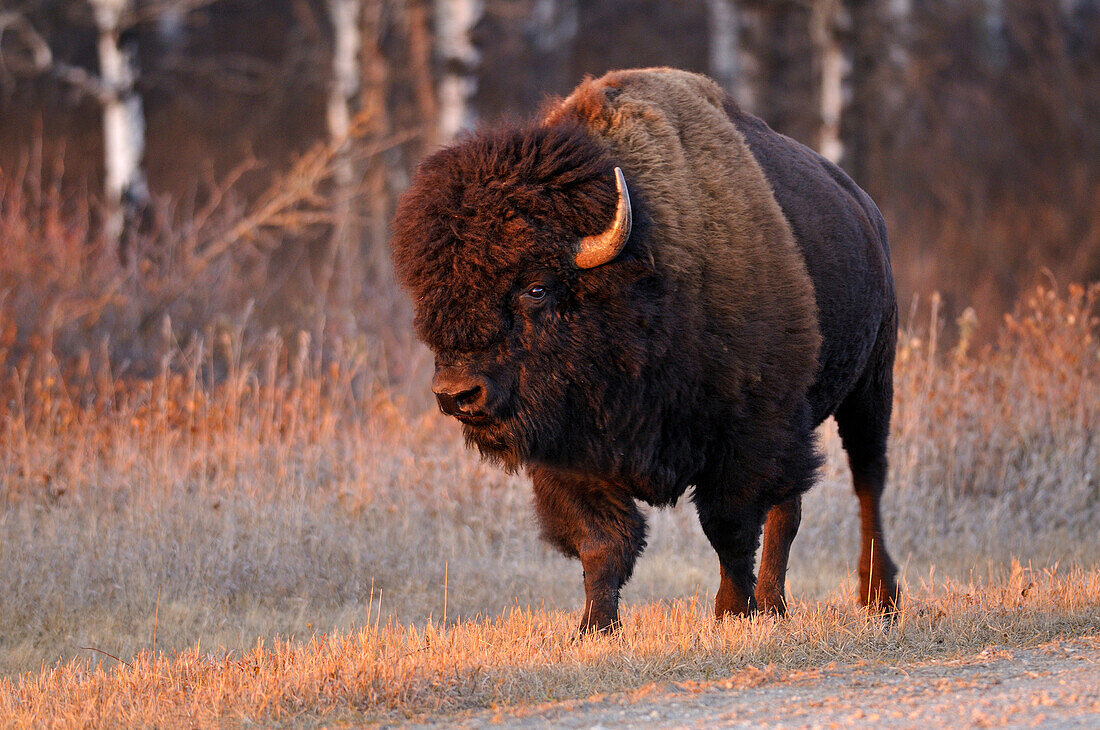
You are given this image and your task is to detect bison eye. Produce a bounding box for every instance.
[522,284,548,303]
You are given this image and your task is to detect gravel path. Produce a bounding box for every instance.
[416,635,1100,729]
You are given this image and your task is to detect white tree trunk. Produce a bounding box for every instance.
[813,0,845,163]
[707,0,741,97]
[89,0,148,250]
[729,0,762,113]
[435,0,482,143]
[319,0,364,330]
[529,0,578,53]
[156,3,186,60]
[326,0,362,146]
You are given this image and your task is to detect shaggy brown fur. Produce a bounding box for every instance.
[545,69,822,415]
[391,68,898,633]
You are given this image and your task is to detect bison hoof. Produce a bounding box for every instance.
[754,589,789,616]
[715,580,756,619]
[860,579,901,617]
[578,613,621,635]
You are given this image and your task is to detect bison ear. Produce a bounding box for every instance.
[575,167,632,269]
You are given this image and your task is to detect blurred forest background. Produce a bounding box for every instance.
[1,0,1099,372]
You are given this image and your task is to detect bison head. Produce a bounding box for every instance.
[391,123,691,481]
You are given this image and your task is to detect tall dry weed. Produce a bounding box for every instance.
[886,283,1099,560]
[0,134,415,381]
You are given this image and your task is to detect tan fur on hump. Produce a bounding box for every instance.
[544,68,821,407]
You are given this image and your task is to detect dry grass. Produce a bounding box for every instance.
[0,281,1096,725]
[1,567,1098,727]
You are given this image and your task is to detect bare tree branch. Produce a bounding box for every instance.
[119,0,223,31]
[0,9,53,89]
[0,9,112,101]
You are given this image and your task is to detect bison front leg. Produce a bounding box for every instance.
[695,507,765,620]
[530,466,647,633]
[693,497,766,619]
[755,495,802,614]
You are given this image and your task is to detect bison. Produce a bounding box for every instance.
[391,68,899,632]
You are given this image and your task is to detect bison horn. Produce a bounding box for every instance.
[575,167,632,269]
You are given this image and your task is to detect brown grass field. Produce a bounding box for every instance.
[0,282,1097,727]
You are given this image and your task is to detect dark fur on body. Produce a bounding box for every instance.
[392,68,899,632]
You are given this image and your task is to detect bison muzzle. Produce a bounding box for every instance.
[392,68,900,633]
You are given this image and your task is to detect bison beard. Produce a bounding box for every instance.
[392,68,900,633]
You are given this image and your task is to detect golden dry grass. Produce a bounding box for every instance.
[0,282,1097,726]
[1,566,1098,727]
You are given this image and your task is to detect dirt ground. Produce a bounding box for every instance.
[416,635,1100,729]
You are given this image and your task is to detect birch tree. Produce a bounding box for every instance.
[89,0,149,253]
[434,0,482,143]
[812,0,844,162]
[736,0,820,145]
[728,1,846,162]
[1,1,152,256]
[529,0,577,94]
[840,0,899,186]
[706,0,742,101]
[529,0,577,53]
[316,0,364,327]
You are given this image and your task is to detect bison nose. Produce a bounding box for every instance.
[432,368,492,419]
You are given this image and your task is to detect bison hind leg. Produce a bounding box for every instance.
[835,338,900,613]
[843,447,900,613]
